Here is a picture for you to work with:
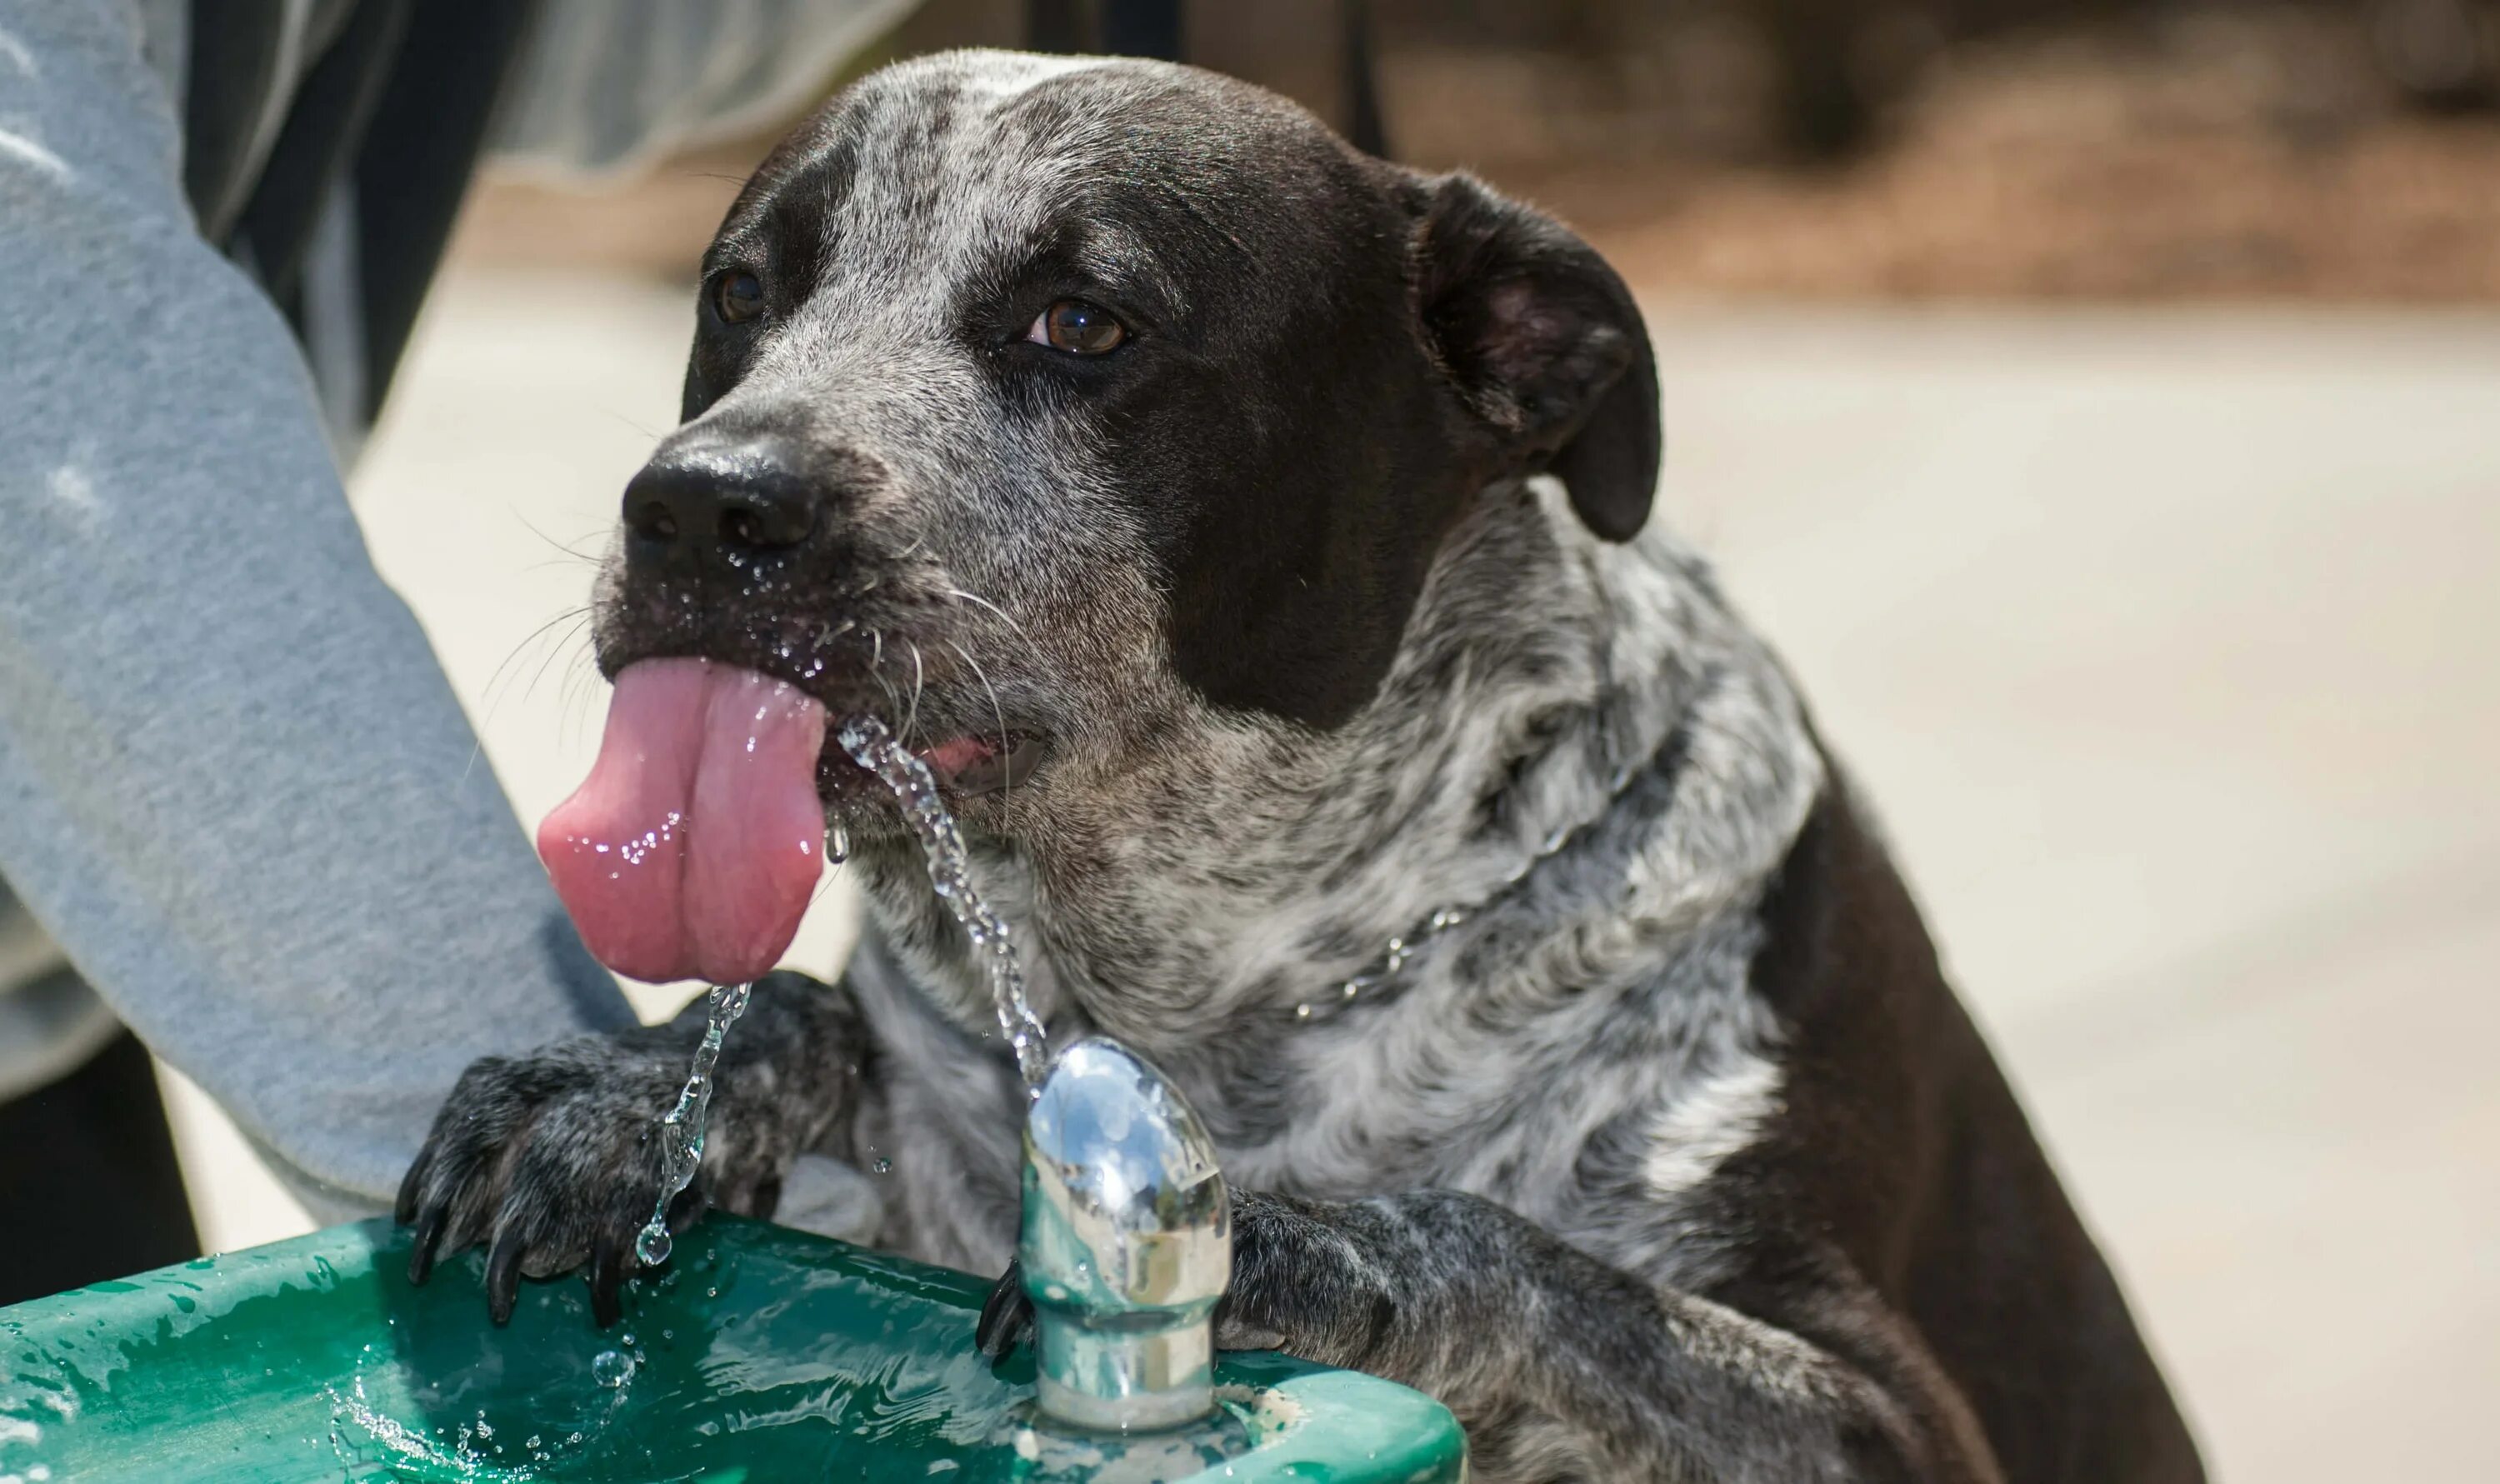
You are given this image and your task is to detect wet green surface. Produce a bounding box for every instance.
[0,1217,1464,1482]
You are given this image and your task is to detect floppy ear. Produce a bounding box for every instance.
[1413,173,1661,542]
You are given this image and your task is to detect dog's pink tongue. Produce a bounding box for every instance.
[538,658,828,984]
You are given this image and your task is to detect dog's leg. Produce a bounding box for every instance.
[395,968,867,1326]
[978,1187,1998,1483]
[1222,1189,1998,1482]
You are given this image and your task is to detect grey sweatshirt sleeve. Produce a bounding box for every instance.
[492,0,920,179]
[0,0,634,1212]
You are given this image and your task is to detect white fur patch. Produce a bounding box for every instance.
[1642,1052,1784,1200]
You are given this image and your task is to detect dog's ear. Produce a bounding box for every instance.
[1412,173,1660,542]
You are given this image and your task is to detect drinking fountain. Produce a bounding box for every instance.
[0,1034,1464,1481]
[1019,1037,1232,1433]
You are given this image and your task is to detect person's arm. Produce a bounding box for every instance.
[492,0,922,181]
[0,0,633,1214]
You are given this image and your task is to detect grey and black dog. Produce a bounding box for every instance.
[398,50,2203,1482]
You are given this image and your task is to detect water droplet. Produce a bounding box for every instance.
[634,981,755,1264]
[827,819,850,864]
[591,1350,633,1388]
[872,1157,892,1174]
[1293,1003,1314,1020]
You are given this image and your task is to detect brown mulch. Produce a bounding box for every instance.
[450,20,2500,302]
[1507,32,2500,301]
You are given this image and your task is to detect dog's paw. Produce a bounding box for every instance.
[1215,1191,1329,1355]
[1216,1190,1443,1367]
[394,1027,794,1327]
[974,1192,1387,1364]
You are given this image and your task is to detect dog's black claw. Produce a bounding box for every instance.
[486,1232,525,1325]
[406,1207,447,1287]
[975,1257,1033,1358]
[589,1237,625,1329]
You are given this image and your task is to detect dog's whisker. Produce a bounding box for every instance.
[864,628,902,723]
[478,606,593,723]
[947,639,1014,812]
[460,607,588,788]
[519,613,596,712]
[600,407,666,440]
[510,513,608,567]
[902,641,928,747]
[808,857,845,908]
[559,640,608,749]
[942,586,1032,646]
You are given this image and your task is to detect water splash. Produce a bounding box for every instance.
[837,716,1050,1092]
[634,981,754,1267]
[325,1367,538,1481]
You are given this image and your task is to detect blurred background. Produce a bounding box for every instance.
[156,2,2496,1480]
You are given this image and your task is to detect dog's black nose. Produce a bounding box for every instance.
[622,437,818,564]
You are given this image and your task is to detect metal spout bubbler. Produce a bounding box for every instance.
[1018,1037,1231,1432]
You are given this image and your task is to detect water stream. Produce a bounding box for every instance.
[633,980,753,1267]
[637,715,1052,1269]
[835,715,1052,1094]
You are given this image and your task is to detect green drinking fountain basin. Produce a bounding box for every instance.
[0,1217,1465,1482]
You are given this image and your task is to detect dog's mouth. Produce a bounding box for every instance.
[823,728,1047,802]
[538,657,1042,986]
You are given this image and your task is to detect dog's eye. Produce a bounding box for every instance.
[712,270,766,325]
[1028,299,1126,355]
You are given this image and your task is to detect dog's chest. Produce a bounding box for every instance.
[1203,904,1785,1270]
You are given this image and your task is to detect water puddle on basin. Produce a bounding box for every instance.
[324,1337,628,1482]
[636,715,1051,1270]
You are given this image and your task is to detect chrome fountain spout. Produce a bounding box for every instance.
[1020,1038,1231,1433]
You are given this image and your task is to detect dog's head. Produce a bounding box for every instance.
[592,50,1658,852]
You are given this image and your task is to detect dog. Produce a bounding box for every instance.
[397,50,2203,1482]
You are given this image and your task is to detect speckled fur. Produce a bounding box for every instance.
[404,51,2199,1483]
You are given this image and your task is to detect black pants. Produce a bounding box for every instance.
[0,1031,201,1307]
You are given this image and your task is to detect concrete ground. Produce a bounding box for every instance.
[165,268,2500,1482]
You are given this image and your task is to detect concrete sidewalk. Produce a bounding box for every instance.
[1652,310,2500,1483]
[174,272,2500,1482]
